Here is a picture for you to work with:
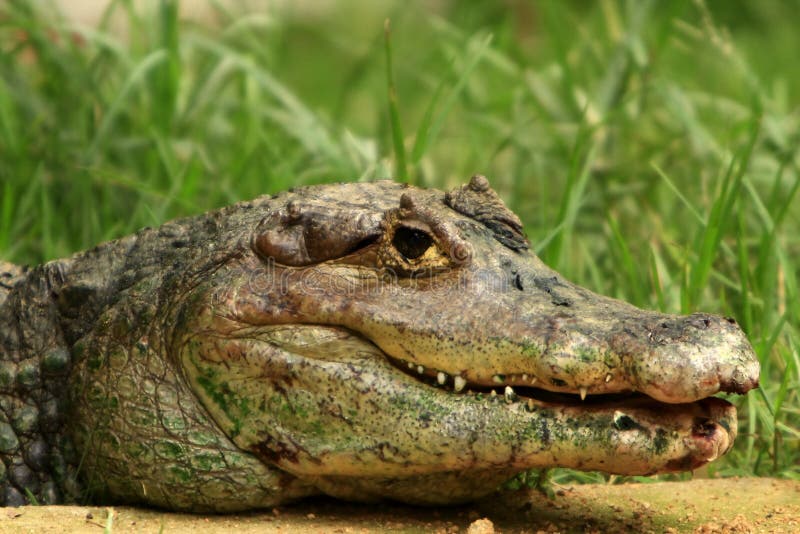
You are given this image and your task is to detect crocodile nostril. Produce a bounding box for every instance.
[692,419,718,439]
[688,316,711,330]
[725,317,737,325]
[513,273,524,291]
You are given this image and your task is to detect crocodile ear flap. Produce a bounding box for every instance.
[252,200,382,266]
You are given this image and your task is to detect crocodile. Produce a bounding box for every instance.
[0,176,759,512]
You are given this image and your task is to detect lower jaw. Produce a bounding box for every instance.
[386,355,739,468]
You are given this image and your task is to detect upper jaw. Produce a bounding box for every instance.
[373,267,761,404]
[381,307,760,407]
[340,244,761,406]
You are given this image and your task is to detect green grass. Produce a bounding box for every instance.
[1,0,798,480]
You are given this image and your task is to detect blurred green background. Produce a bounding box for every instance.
[1,0,798,480]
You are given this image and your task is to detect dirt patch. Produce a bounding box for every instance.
[0,478,797,533]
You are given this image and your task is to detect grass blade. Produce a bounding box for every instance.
[384,19,408,183]
[410,32,492,164]
[684,119,759,311]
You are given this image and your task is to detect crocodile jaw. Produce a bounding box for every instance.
[180,316,741,504]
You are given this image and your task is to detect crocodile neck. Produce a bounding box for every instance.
[0,232,165,505]
[1,208,318,510]
[0,260,81,505]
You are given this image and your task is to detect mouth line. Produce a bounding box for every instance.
[389,356,679,408]
[230,322,732,410]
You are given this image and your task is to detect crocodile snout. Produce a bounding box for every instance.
[638,313,760,403]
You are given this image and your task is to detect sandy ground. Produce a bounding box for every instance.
[1,478,797,533]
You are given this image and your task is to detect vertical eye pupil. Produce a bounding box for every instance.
[392,227,433,260]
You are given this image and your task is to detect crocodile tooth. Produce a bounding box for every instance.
[437,372,446,385]
[492,375,504,384]
[454,375,467,393]
[605,373,612,383]
[504,386,518,403]
[490,389,497,397]
[407,362,414,370]
[522,374,529,381]
[417,365,424,374]
[580,387,588,401]
[530,377,537,385]
[526,399,535,412]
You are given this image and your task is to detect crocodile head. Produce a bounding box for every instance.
[173,176,759,505]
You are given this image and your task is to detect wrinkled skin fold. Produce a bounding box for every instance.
[0,177,759,511]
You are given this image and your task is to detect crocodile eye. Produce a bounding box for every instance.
[392,227,433,260]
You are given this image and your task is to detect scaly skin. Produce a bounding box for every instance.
[0,177,759,511]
